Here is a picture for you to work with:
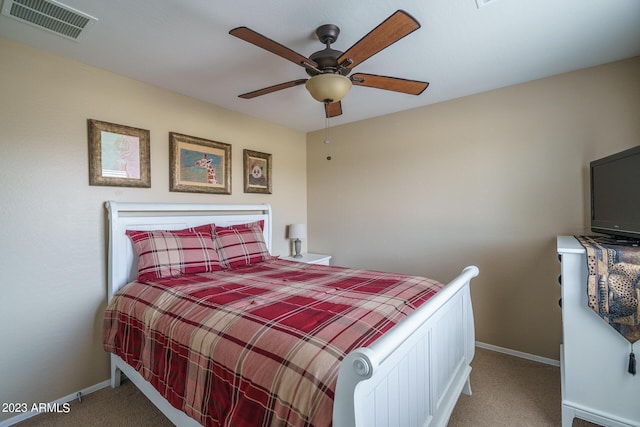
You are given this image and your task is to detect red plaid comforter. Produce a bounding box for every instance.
[103,258,443,427]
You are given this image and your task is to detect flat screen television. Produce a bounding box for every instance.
[590,145,640,241]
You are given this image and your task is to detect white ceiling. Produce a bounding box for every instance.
[1,0,639,132]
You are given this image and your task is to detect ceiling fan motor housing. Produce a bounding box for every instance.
[307,48,347,76]
[306,24,350,77]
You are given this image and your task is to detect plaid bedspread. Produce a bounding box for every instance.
[103,258,443,427]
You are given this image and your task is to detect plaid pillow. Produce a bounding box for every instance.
[213,221,272,269]
[126,224,222,282]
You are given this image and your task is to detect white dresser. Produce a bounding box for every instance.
[557,236,640,427]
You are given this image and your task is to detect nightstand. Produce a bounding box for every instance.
[282,253,332,265]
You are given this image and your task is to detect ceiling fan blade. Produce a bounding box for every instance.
[351,73,429,95]
[230,27,318,69]
[337,10,420,69]
[325,101,343,118]
[239,79,308,99]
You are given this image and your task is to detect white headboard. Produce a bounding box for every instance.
[105,201,272,301]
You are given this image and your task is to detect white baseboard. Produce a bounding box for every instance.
[476,341,561,367]
[0,380,111,427]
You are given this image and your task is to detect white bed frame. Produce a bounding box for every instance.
[105,201,479,427]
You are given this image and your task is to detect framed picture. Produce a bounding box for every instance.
[88,119,150,187]
[243,149,272,194]
[169,132,231,194]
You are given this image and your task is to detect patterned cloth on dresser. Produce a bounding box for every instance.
[576,235,640,344]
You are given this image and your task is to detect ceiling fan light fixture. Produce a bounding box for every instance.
[305,74,352,103]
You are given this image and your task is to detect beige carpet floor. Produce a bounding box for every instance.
[16,347,601,426]
[448,348,599,427]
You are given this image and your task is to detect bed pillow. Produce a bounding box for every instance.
[126,224,222,282]
[213,220,272,269]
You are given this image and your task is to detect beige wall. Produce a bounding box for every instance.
[1,33,639,420]
[0,38,306,422]
[307,56,640,361]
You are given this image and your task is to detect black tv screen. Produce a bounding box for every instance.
[590,145,640,240]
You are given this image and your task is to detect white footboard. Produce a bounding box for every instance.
[334,266,478,427]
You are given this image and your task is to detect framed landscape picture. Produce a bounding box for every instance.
[169,132,231,194]
[243,149,272,194]
[88,119,150,187]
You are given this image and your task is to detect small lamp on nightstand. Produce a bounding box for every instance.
[288,224,307,258]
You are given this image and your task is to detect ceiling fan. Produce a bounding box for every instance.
[229,10,429,118]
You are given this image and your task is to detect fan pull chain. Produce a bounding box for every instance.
[324,114,332,161]
[629,344,636,375]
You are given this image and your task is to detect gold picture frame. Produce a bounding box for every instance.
[169,132,231,194]
[243,149,272,194]
[88,119,151,187]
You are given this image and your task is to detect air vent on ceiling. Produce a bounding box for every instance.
[1,0,97,41]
